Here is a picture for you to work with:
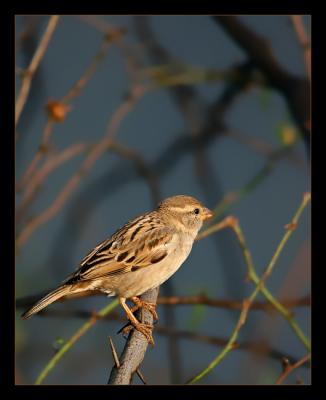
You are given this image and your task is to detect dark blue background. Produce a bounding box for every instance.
[15,15,310,384]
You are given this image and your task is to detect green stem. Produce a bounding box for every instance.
[35,299,118,385]
[239,192,311,351]
[249,271,311,351]
[188,193,310,384]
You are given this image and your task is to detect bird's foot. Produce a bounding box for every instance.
[120,321,155,346]
[130,297,159,321]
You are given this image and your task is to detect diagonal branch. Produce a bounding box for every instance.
[275,353,310,384]
[108,287,159,384]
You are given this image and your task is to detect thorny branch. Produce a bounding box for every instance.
[108,288,159,384]
[108,336,147,384]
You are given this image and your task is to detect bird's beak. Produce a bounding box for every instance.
[202,207,214,221]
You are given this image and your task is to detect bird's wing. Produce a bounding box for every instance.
[64,213,175,283]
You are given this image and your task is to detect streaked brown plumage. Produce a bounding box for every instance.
[22,195,213,344]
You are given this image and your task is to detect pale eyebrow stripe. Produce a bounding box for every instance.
[168,205,196,212]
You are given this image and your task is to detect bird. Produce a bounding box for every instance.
[22,195,213,344]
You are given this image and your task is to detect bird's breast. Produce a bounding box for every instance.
[115,232,194,298]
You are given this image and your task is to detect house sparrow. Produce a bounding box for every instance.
[22,195,213,344]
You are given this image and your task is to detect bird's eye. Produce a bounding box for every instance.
[194,208,200,215]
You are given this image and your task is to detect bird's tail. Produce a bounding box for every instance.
[21,285,72,319]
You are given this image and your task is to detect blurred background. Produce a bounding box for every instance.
[15,15,311,385]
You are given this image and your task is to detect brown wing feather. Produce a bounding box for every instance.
[79,213,148,267]
[65,212,173,283]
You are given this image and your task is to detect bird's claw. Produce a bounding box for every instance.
[131,298,159,321]
[119,321,155,346]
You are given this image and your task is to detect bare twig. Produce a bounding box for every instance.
[15,16,60,126]
[196,216,234,240]
[275,353,310,384]
[135,368,147,385]
[108,287,159,385]
[109,336,121,368]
